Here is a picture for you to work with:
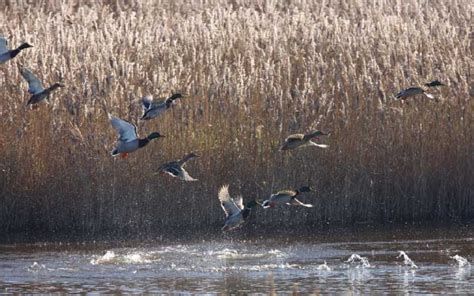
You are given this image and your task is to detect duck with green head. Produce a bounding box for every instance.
[0,36,32,64]
[262,186,314,209]
[110,116,164,159]
[20,67,64,106]
[280,130,329,151]
[395,80,445,101]
[218,185,258,231]
[158,152,200,181]
[141,93,185,120]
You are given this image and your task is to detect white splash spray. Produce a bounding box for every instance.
[346,254,371,268]
[450,255,471,268]
[397,251,418,269]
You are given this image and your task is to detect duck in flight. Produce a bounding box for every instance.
[395,80,445,101]
[218,185,258,231]
[280,130,329,151]
[20,68,63,106]
[158,152,200,181]
[109,116,164,159]
[262,186,314,208]
[141,93,185,120]
[0,36,32,64]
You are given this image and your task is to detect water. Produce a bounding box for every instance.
[1,228,473,294]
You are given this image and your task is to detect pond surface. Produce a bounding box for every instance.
[1,226,473,294]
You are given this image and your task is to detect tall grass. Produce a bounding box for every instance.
[0,0,472,238]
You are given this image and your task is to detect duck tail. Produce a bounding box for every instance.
[111,149,119,157]
[423,93,435,100]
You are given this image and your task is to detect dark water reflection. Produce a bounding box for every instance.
[0,225,472,294]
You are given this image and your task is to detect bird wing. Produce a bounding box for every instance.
[0,36,8,54]
[309,141,329,149]
[289,198,314,207]
[110,117,138,143]
[181,168,197,181]
[276,190,297,197]
[285,134,304,142]
[218,185,241,217]
[20,68,44,94]
[141,95,153,110]
[234,195,244,210]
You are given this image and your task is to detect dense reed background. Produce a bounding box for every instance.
[0,0,472,239]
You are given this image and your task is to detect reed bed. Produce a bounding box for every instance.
[0,0,472,238]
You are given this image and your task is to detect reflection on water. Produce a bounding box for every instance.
[0,228,473,294]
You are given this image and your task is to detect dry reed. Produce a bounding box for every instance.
[0,0,472,238]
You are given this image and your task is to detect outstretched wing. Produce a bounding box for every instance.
[181,168,198,182]
[234,195,244,210]
[0,36,8,55]
[289,198,314,207]
[218,185,241,217]
[285,134,304,142]
[20,68,44,95]
[110,116,138,143]
[141,95,153,110]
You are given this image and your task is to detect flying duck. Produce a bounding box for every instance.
[218,185,258,231]
[280,130,329,151]
[158,152,200,181]
[141,93,185,120]
[395,80,445,101]
[110,116,164,158]
[0,36,32,64]
[262,186,314,208]
[20,67,63,106]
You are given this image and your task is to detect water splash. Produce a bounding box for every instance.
[397,251,418,269]
[27,261,46,272]
[210,248,286,260]
[450,255,471,268]
[90,250,151,265]
[90,250,116,265]
[346,254,371,268]
[317,261,331,271]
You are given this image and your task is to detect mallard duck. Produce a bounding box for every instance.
[141,93,185,120]
[0,36,32,64]
[218,185,258,231]
[110,116,164,158]
[394,87,434,100]
[158,152,199,181]
[20,68,63,106]
[424,80,445,88]
[262,186,314,208]
[280,130,329,151]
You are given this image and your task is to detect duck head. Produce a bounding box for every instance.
[424,80,445,87]
[148,132,165,140]
[18,43,33,50]
[245,200,259,208]
[169,93,186,100]
[298,186,312,193]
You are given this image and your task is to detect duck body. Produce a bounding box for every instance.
[141,93,184,120]
[110,116,164,157]
[20,68,63,105]
[0,37,32,64]
[394,79,445,101]
[280,130,328,151]
[262,186,313,208]
[26,83,63,105]
[218,185,257,231]
[158,152,199,181]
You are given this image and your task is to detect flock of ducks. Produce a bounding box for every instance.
[1,35,447,231]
